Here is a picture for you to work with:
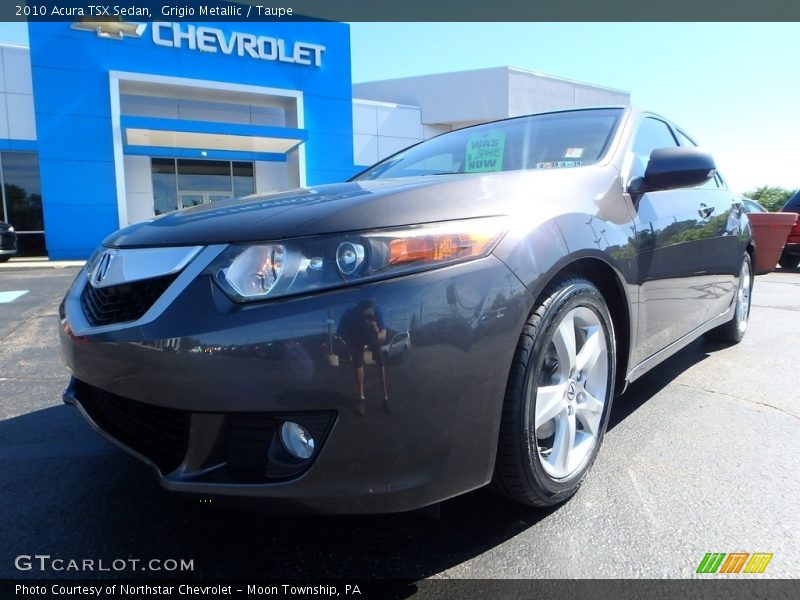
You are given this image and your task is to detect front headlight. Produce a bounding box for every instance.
[7,225,14,233]
[210,216,507,303]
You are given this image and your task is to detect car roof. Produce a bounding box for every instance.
[784,190,800,211]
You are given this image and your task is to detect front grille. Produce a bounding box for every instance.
[75,381,190,473]
[0,232,15,250]
[80,275,176,327]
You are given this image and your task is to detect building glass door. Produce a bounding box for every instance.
[151,158,254,215]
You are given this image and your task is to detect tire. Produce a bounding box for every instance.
[778,252,800,269]
[705,253,753,344]
[0,255,10,263]
[492,277,616,507]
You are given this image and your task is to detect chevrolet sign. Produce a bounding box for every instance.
[152,23,325,67]
[71,20,325,68]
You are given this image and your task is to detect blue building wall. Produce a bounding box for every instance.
[27,21,353,259]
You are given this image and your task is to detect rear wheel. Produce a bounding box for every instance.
[492,277,615,507]
[705,253,753,344]
[778,252,799,269]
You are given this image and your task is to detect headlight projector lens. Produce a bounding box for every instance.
[336,242,365,275]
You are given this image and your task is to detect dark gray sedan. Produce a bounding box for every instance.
[0,221,17,262]
[59,107,753,513]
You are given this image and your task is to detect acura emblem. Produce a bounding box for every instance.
[566,380,577,401]
[93,252,114,286]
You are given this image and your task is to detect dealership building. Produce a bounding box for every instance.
[0,21,629,259]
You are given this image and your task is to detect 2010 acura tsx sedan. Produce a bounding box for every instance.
[59,107,754,513]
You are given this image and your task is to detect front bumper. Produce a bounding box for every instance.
[59,251,532,513]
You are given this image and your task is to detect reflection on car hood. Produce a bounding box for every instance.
[105,167,620,247]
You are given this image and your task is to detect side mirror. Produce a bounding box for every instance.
[629,147,716,195]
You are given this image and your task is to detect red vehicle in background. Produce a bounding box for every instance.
[779,191,800,269]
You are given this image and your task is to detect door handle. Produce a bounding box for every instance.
[698,203,715,219]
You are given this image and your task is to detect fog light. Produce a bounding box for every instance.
[280,421,315,459]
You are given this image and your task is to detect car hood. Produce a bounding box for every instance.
[105,167,623,248]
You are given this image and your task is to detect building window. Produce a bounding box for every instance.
[233,161,256,197]
[151,158,178,217]
[150,158,254,215]
[0,152,46,256]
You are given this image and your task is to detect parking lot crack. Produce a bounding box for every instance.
[752,304,800,312]
[0,307,58,343]
[677,382,800,422]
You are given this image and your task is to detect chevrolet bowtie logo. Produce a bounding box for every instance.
[71,20,147,40]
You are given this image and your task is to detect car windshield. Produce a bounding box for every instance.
[354,108,624,181]
[743,199,767,213]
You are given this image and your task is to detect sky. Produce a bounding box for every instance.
[349,23,800,193]
[1,21,797,193]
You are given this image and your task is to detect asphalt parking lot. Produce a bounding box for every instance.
[1,265,798,579]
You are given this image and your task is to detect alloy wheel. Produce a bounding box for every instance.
[531,306,609,480]
[737,259,752,335]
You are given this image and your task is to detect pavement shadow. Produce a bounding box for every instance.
[608,337,718,431]
[0,337,729,581]
[0,404,557,580]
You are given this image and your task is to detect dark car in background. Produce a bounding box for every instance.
[779,191,800,268]
[59,107,753,513]
[0,221,17,262]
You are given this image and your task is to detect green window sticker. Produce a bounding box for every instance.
[465,132,505,173]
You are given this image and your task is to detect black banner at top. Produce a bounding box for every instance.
[3,0,800,22]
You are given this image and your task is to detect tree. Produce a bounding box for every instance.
[743,186,797,212]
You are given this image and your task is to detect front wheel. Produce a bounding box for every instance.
[492,277,616,507]
[705,253,753,344]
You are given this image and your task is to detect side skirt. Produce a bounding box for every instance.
[624,302,736,387]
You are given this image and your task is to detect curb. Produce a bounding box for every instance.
[0,260,85,270]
